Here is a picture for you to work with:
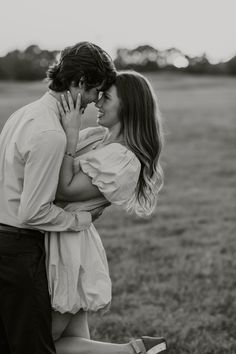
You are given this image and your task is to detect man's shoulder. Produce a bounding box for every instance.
[15,94,62,133]
[1,94,64,150]
[6,95,49,123]
[20,95,54,116]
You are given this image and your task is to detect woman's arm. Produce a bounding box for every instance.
[56,92,103,202]
[57,169,103,202]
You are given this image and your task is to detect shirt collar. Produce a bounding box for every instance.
[39,91,60,116]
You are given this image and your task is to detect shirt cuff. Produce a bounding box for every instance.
[75,211,92,231]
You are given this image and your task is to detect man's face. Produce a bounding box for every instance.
[69,81,104,111]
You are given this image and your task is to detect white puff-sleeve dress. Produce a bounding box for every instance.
[45,127,141,314]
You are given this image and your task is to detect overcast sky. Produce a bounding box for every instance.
[1,0,235,62]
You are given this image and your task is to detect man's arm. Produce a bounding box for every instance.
[18,130,91,232]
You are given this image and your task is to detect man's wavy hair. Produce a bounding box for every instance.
[47,42,116,92]
[115,71,164,217]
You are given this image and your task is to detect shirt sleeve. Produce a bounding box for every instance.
[79,144,141,206]
[18,130,91,232]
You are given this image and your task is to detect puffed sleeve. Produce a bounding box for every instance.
[79,144,141,205]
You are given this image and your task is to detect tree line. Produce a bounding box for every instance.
[0,44,235,81]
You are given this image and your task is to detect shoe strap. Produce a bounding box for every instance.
[146,342,167,354]
[130,339,146,354]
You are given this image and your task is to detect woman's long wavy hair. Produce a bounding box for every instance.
[115,71,164,216]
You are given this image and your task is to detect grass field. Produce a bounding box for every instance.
[0,73,236,353]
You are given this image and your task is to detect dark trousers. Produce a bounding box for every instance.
[0,230,56,354]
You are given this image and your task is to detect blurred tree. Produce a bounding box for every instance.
[0,45,235,80]
[226,55,236,75]
[114,45,159,72]
[0,45,58,80]
[186,53,211,74]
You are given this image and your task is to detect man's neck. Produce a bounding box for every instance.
[48,90,68,122]
[48,89,65,102]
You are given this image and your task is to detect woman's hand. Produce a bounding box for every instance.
[57,91,83,154]
[58,91,83,133]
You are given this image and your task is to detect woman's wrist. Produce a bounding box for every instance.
[65,128,79,140]
[65,142,77,155]
[65,151,75,158]
[65,131,79,153]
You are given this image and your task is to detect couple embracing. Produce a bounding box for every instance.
[0,42,167,354]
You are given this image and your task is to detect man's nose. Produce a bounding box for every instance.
[94,97,99,105]
[95,92,103,106]
[95,97,102,108]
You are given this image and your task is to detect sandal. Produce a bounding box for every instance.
[130,336,167,354]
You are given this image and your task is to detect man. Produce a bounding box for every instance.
[0,41,116,354]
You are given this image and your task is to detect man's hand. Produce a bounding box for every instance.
[90,202,111,222]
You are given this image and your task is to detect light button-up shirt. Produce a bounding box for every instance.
[0,92,91,232]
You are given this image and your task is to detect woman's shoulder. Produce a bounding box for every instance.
[79,126,106,141]
[97,142,137,157]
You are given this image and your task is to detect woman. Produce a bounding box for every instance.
[45,71,166,354]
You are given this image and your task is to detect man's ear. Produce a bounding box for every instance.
[79,77,85,89]
[71,78,85,89]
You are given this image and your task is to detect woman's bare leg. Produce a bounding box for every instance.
[54,310,135,354]
[62,309,90,339]
[52,311,73,341]
[55,337,134,354]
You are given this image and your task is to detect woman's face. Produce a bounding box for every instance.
[95,85,120,129]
